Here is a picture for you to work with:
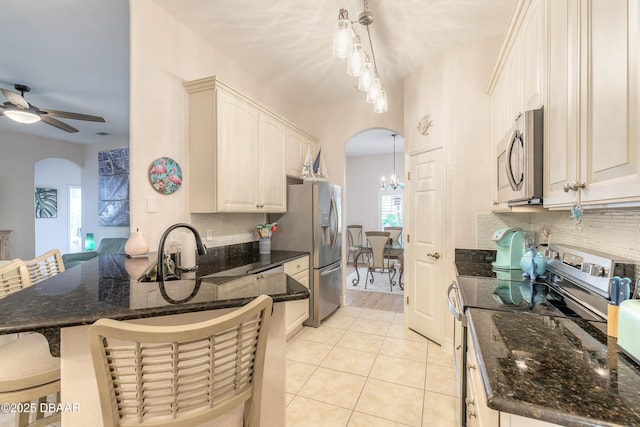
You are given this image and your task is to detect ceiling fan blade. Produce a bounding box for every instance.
[41,115,79,133]
[41,109,105,122]
[1,88,30,109]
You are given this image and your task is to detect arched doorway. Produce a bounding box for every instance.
[343,128,405,312]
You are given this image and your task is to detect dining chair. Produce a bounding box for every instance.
[0,259,61,427]
[365,231,396,291]
[23,249,65,285]
[384,226,403,281]
[88,294,273,427]
[346,225,363,264]
[384,226,403,246]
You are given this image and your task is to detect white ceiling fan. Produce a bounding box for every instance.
[0,84,105,133]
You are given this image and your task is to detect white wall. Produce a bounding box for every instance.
[129,0,304,248]
[404,36,502,275]
[345,152,405,232]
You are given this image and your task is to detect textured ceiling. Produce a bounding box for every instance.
[152,0,516,109]
[0,0,515,148]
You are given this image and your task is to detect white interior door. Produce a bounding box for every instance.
[406,147,445,344]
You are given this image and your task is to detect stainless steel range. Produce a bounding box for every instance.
[448,244,636,427]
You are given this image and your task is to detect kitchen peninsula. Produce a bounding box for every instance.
[0,251,310,427]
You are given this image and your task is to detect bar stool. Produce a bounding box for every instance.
[23,249,65,284]
[0,260,61,427]
[88,294,273,427]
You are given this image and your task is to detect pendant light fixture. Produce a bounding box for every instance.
[381,133,404,190]
[332,0,388,113]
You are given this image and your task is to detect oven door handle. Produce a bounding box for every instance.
[447,281,464,321]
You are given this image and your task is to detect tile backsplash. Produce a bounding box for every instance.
[478,208,640,275]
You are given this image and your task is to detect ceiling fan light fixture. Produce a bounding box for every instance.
[4,107,41,124]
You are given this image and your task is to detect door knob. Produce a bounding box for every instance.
[427,252,440,260]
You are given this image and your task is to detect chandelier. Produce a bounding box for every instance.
[332,0,388,114]
[381,133,404,190]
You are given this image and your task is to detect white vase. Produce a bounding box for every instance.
[125,228,149,257]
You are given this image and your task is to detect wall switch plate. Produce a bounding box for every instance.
[206,229,213,241]
[147,197,157,213]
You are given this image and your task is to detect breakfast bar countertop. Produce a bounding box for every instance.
[0,250,310,336]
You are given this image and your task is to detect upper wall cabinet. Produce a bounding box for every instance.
[184,77,288,213]
[286,127,318,178]
[486,0,545,209]
[544,0,640,208]
[487,0,545,144]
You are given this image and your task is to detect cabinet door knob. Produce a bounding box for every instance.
[563,181,586,192]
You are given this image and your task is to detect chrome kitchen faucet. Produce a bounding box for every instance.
[157,223,207,286]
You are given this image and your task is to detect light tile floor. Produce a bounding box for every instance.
[286,306,458,427]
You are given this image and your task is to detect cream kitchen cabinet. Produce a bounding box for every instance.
[488,0,545,142]
[286,127,318,178]
[184,76,286,213]
[466,329,499,427]
[467,328,562,427]
[487,0,545,210]
[544,0,640,208]
[284,255,309,339]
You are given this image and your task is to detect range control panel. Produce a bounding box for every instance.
[545,244,635,297]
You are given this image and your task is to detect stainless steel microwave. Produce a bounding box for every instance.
[496,108,543,206]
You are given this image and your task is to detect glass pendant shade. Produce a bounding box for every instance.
[332,12,354,59]
[358,61,373,91]
[367,77,381,104]
[374,89,388,113]
[347,40,366,76]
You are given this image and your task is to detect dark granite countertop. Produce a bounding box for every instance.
[0,250,309,336]
[455,248,498,278]
[467,308,640,427]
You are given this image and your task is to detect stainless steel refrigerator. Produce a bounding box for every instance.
[270,181,342,327]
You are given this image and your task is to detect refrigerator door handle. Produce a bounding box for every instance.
[330,194,338,249]
[320,263,342,275]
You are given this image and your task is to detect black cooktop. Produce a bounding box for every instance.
[456,275,605,322]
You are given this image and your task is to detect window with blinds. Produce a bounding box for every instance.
[379,189,404,229]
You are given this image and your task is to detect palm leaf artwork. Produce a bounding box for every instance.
[35,188,57,218]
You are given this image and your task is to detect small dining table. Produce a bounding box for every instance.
[351,241,404,289]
